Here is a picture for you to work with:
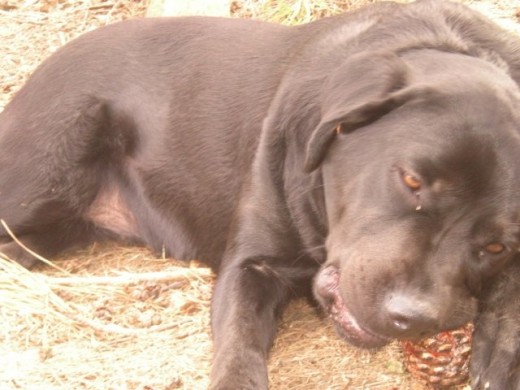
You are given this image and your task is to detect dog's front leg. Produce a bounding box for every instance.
[209,255,294,390]
[208,195,311,389]
[207,113,321,389]
[470,258,520,389]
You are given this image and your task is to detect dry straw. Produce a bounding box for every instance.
[2,0,518,389]
[0,245,215,389]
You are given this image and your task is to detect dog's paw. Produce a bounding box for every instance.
[0,241,39,268]
[470,313,520,389]
[470,261,520,390]
[209,347,269,390]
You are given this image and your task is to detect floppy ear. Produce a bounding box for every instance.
[304,51,415,172]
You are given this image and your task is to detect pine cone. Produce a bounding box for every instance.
[401,323,473,388]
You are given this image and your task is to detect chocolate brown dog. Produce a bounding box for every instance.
[1,0,520,388]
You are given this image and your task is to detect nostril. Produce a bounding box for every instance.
[385,294,438,334]
[388,306,415,332]
[391,315,412,331]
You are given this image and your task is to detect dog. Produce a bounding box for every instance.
[1,0,520,388]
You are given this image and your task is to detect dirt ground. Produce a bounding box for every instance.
[0,1,519,390]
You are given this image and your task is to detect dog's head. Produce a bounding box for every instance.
[308,49,520,348]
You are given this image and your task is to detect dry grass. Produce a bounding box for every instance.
[0,1,519,389]
[0,0,149,110]
[231,0,375,24]
[1,244,214,390]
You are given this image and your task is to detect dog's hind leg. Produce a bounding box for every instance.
[0,220,101,268]
[0,97,135,267]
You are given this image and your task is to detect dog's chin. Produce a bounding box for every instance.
[314,265,391,349]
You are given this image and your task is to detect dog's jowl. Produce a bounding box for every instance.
[2,0,520,388]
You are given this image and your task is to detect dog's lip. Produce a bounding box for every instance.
[314,265,392,348]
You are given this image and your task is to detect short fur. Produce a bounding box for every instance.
[2,1,520,388]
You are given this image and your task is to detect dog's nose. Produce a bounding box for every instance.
[385,294,439,335]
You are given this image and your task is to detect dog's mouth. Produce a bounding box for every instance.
[314,265,391,349]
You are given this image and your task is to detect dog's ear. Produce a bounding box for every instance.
[305,52,418,172]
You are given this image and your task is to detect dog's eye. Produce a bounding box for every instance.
[484,242,506,255]
[402,173,421,191]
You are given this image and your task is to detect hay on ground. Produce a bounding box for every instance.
[1,0,519,389]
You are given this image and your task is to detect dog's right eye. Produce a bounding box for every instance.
[402,173,421,192]
[394,167,424,211]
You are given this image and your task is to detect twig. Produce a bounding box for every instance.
[88,2,115,10]
[47,269,213,286]
[72,315,179,335]
[0,10,49,23]
[0,219,69,274]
